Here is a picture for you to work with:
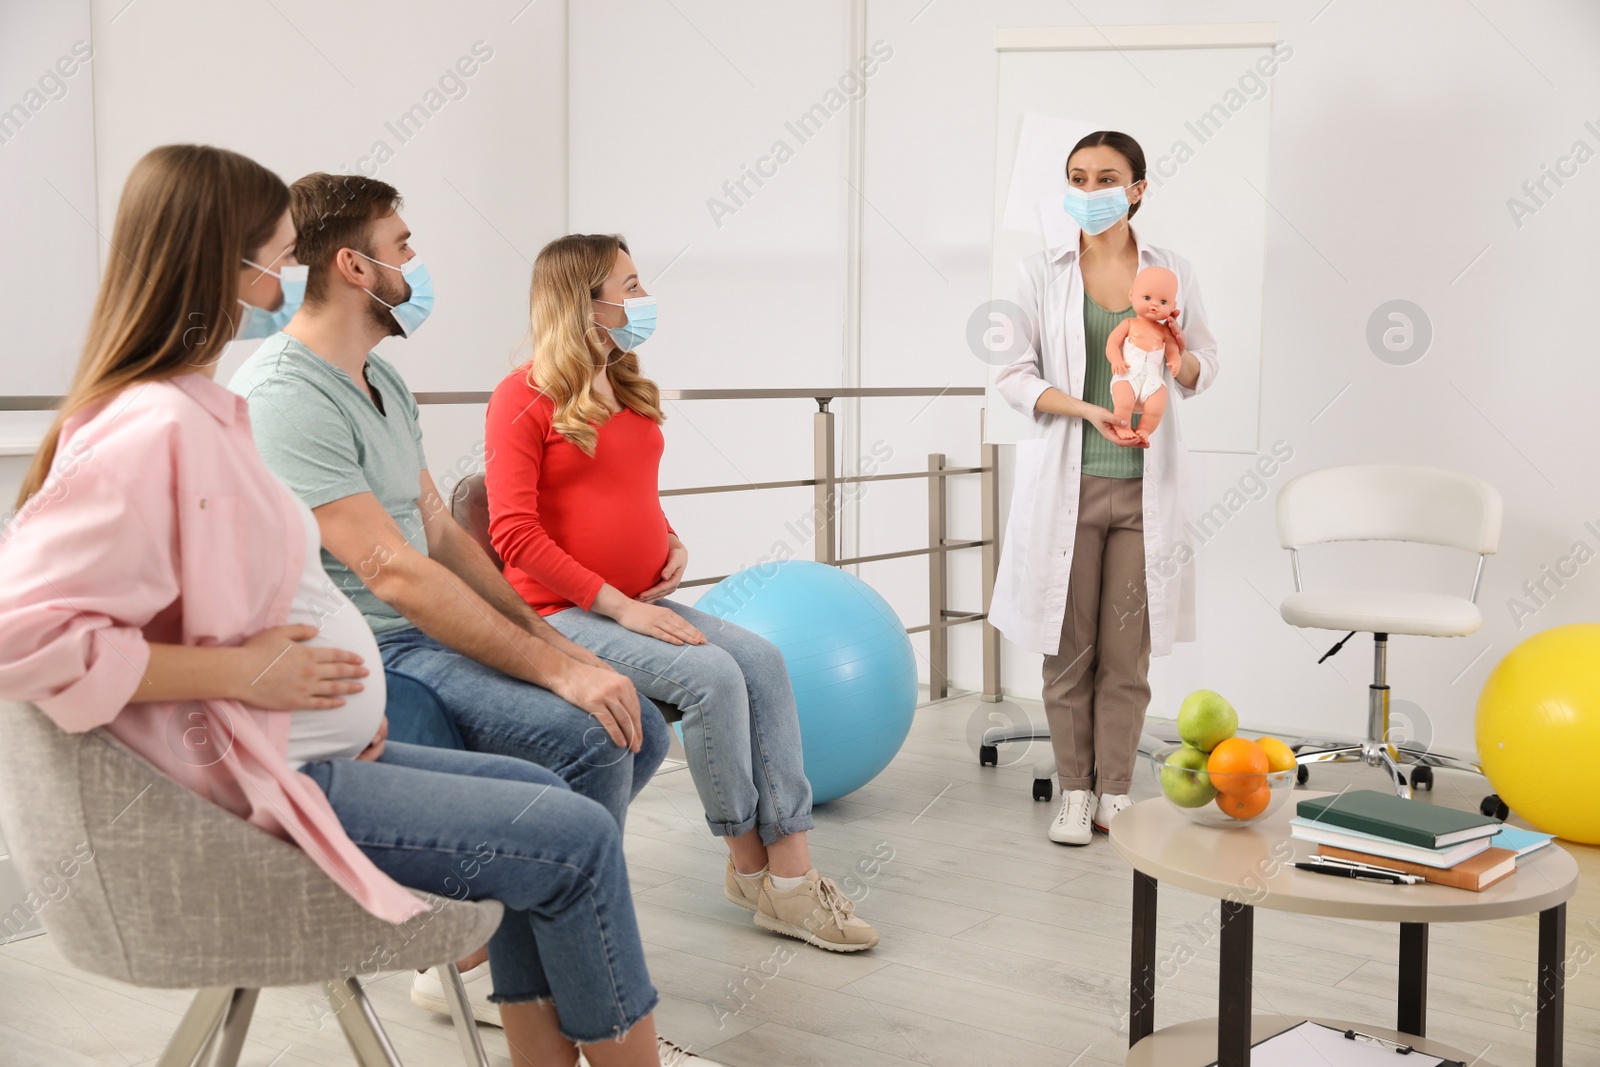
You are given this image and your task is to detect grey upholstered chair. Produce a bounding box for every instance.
[0,701,504,1067]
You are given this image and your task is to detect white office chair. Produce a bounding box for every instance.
[1275,465,1503,805]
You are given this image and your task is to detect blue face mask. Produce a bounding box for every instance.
[354,251,435,337]
[1062,181,1142,236]
[595,295,657,350]
[236,261,307,340]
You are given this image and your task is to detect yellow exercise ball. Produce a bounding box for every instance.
[1476,623,1600,844]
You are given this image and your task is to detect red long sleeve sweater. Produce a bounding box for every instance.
[484,368,672,615]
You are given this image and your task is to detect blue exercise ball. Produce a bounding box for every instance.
[694,560,917,804]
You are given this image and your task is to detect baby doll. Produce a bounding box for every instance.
[1105,266,1183,444]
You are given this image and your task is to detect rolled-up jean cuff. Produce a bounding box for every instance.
[759,815,816,847]
[556,989,660,1047]
[706,813,759,839]
[487,992,553,1007]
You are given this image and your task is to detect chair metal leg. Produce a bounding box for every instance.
[1395,746,1485,776]
[980,724,1051,746]
[1288,631,1491,798]
[441,963,492,1067]
[1294,745,1365,765]
[1292,737,1359,754]
[205,988,259,1067]
[1378,748,1412,800]
[155,988,233,1067]
[325,977,403,1067]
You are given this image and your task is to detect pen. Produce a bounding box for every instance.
[1309,857,1415,878]
[1293,862,1420,884]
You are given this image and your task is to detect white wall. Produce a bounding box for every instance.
[4,0,1598,761]
[567,0,854,590]
[84,0,568,479]
[856,0,1600,757]
[0,0,98,504]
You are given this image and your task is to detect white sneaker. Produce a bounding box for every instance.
[1048,789,1095,845]
[657,1035,727,1064]
[1093,792,1133,834]
[411,962,500,1028]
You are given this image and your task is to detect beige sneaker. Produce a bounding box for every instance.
[755,870,880,952]
[723,859,762,912]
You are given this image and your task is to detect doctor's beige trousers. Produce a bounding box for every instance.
[1041,472,1152,797]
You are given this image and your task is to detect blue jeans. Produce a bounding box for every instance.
[374,627,670,831]
[297,742,658,1044]
[546,599,813,845]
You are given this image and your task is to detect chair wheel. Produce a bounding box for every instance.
[1032,778,1053,802]
[1481,793,1510,821]
[1410,765,1434,791]
[1296,764,1310,786]
[979,744,998,767]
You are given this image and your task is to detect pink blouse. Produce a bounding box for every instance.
[0,373,424,923]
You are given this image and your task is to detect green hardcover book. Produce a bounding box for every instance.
[1296,790,1502,849]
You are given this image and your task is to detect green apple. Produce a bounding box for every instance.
[1178,689,1238,752]
[1160,746,1218,808]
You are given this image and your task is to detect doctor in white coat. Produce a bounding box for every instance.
[990,131,1219,845]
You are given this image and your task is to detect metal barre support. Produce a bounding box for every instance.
[659,467,986,498]
[928,453,949,701]
[1,385,1003,699]
[0,386,988,412]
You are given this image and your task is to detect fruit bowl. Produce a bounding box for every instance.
[1150,742,1298,828]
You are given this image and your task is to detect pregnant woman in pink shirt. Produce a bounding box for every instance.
[0,146,715,1067]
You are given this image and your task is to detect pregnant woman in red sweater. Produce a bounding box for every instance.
[484,234,879,954]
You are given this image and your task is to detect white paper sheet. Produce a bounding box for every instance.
[999,111,1102,235]
[1217,1021,1459,1067]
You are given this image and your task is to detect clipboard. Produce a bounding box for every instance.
[1205,1020,1467,1066]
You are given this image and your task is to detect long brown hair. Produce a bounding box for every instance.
[15,144,288,507]
[527,234,663,457]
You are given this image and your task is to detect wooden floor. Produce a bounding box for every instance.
[3,694,1596,1066]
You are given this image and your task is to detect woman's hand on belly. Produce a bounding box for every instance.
[639,535,689,604]
[236,623,370,710]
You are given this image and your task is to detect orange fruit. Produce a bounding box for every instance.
[1207,738,1269,795]
[1216,784,1272,820]
[1256,736,1297,774]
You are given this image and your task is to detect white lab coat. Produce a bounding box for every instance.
[989,231,1220,657]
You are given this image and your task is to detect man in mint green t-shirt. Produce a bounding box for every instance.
[229,173,668,835]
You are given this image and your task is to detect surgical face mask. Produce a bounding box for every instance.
[236,261,308,340]
[353,250,434,337]
[594,295,657,350]
[1062,182,1141,236]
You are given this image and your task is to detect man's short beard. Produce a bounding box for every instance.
[366,271,410,337]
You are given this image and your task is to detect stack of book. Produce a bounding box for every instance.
[1291,790,1553,891]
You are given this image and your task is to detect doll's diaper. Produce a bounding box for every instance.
[1114,339,1166,403]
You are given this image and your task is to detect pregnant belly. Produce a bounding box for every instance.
[283,603,387,766]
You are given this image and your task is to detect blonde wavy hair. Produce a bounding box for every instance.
[527,234,663,457]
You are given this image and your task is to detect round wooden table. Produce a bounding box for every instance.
[1109,792,1579,1066]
